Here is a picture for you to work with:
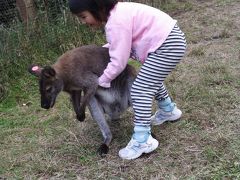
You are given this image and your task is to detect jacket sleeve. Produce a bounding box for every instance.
[102,43,110,48]
[98,24,132,88]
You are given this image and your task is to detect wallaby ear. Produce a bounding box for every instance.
[42,66,56,78]
[28,64,43,77]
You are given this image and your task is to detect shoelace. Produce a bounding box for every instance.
[127,140,141,150]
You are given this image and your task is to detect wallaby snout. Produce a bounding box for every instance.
[41,97,55,109]
[41,101,50,109]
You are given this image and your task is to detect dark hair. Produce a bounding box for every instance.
[69,0,118,21]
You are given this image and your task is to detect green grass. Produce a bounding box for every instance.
[1,0,240,179]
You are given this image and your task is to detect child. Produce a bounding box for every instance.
[69,0,186,160]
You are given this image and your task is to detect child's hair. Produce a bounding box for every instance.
[68,0,118,21]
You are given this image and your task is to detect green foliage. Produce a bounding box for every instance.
[34,0,68,22]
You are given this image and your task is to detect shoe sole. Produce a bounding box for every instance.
[152,117,181,125]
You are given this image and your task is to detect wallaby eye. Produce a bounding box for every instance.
[46,86,52,93]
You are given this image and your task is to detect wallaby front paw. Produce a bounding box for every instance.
[97,144,109,157]
[76,113,85,121]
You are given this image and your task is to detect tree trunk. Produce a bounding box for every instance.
[16,0,36,26]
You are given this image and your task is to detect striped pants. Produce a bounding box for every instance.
[131,24,187,126]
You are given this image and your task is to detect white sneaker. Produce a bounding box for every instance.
[151,106,182,125]
[118,135,159,160]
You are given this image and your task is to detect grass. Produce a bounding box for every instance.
[1,0,240,179]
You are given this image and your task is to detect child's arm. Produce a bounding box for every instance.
[102,43,110,48]
[98,25,132,88]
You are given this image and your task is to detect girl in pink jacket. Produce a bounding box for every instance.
[69,0,186,160]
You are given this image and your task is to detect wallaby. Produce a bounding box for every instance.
[28,45,136,156]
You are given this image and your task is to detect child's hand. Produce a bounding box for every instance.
[98,78,111,88]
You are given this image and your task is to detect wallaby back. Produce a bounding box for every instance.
[53,45,110,92]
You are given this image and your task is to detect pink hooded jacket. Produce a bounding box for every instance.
[98,2,177,88]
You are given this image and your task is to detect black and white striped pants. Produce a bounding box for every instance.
[131,24,187,126]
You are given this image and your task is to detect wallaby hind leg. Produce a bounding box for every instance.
[88,96,112,157]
